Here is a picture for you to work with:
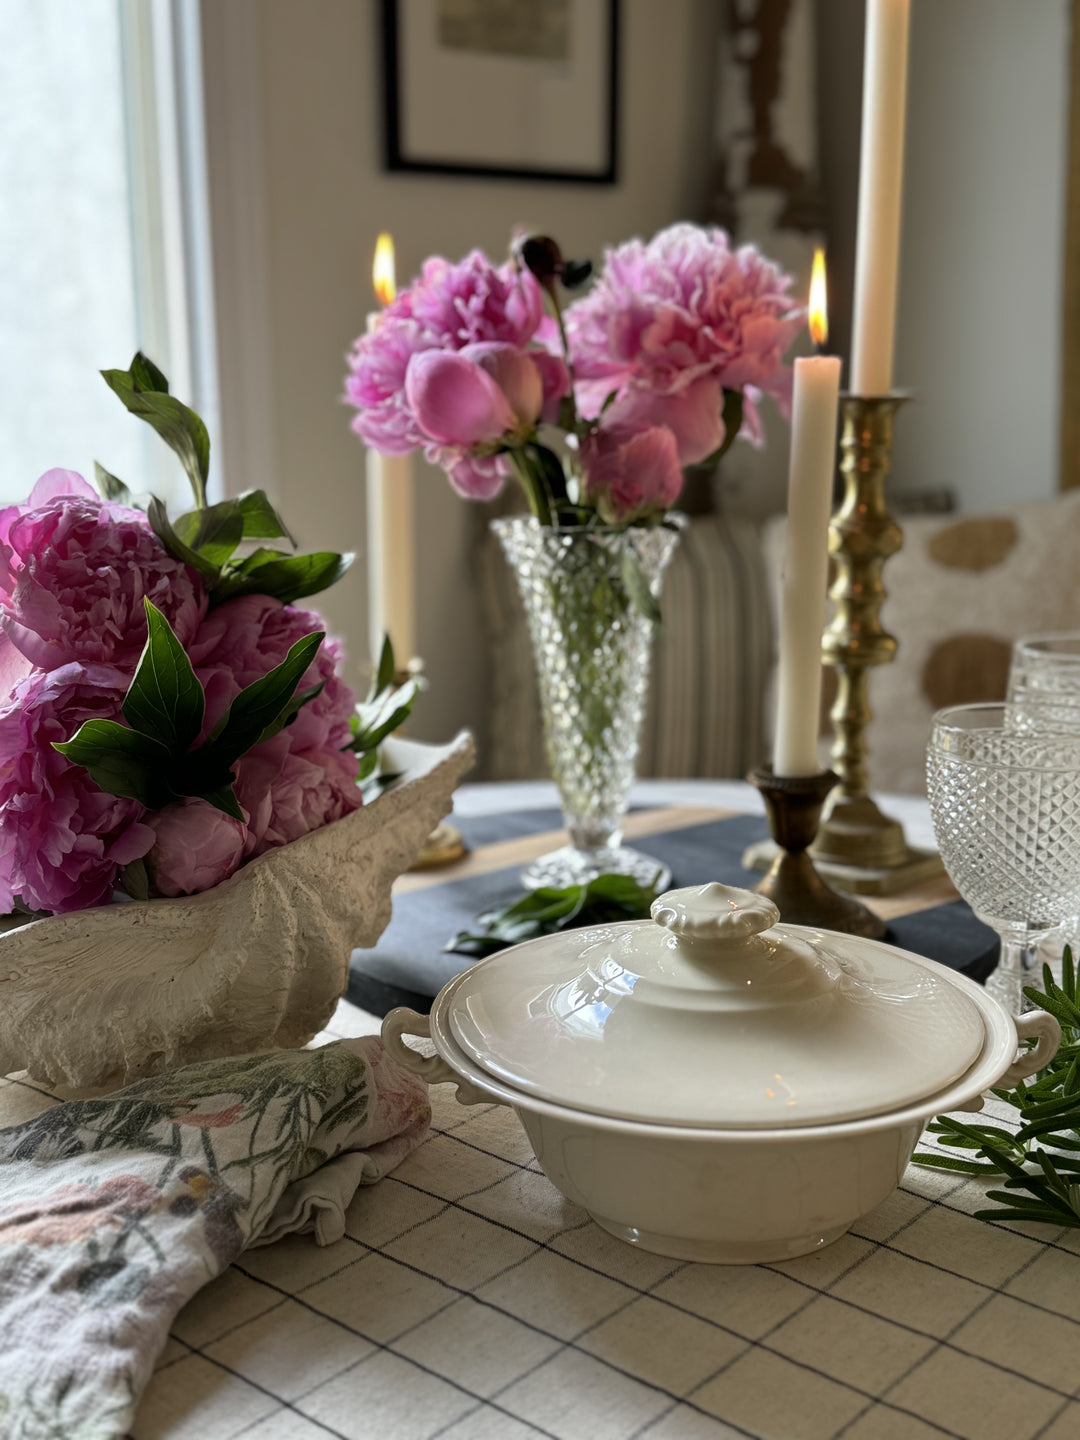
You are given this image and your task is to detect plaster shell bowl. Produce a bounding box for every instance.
[0,732,475,1093]
[384,880,1061,1265]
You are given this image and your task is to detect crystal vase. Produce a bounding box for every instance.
[492,514,683,891]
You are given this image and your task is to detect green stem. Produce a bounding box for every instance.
[508,448,553,526]
[544,281,580,435]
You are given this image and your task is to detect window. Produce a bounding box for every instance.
[0,0,217,507]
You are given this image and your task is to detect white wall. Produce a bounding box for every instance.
[202,0,720,752]
[820,0,1069,513]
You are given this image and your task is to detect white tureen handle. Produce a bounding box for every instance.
[381,1007,495,1107]
[1000,1010,1063,1087]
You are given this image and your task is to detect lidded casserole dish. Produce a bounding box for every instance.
[384,882,1059,1262]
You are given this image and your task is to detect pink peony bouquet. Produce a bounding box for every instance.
[345,224,804,528]
[0,356,414,917]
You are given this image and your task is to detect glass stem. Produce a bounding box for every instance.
[990,932,1044,1016]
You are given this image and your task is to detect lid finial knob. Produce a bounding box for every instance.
[651,882,779,946]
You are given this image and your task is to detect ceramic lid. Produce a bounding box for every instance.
[446,882,987,1129]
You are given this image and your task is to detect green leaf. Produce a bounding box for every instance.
[349,679,419,755]
[173,500,244,566]
[120,857,150,901]
[129,352,170,393]
[909,1154,1003,1175]
[695,389,746,470]
[53,720,174,808]
[123,599,206,754]
[237,490,296,544]
[356,751,379,782]
[213,550,354,606]
[93,461,131,504]
[374,636,396,697]
[102,356,209,508]
[445,872,661,958]
[147,497,220,580]
[199,784,244,821]
[258,681,325,745]
[620,549,661,625]
[199,630,324,767]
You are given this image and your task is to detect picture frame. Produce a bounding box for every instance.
[381,0,620,184]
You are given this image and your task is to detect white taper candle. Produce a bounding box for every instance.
[365,233,416,668]
[774,348,842,777]
[850,0,910,396]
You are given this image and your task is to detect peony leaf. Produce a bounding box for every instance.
[146,497,220,579]
[212,550,354,607]
[237,490,296,545]
[53,719,175,809]
[129,352,170,394]
[373,635,396,697]
[173,500,245,567]
[93,461,132,504]
[257,680,326,745]
[197,630,324,769]
[197,784,245,821]
[102,356,210,509]
[123,599,206,755]
[120,857,150,901]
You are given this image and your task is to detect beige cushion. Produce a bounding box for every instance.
[766,490,1080,796]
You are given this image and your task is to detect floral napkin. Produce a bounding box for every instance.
[0,1038,430,1440]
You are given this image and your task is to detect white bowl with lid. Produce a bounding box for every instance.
[382,881,1060,1263]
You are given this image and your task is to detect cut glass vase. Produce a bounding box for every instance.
[493,514,682,892]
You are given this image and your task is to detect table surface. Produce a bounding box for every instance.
[4,783,1079,1440]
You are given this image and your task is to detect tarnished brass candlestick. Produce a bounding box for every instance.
[810,395,943,895]
[751,766,885,938]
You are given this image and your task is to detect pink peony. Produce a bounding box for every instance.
[402,251,544,349]
[402,341,569,500]
[0,663,155,914]
[186,594,362,863]
[565,224,804,457]
[0,471,206,674]
[344,250,559,486]
[146,799,247,898]
[603,377,727,468]
[581,421,684,525]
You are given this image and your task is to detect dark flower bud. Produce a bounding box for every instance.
[515,234,564,287]
[562,258,593,290]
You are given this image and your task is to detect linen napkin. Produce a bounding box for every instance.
[0,1037,430,1440]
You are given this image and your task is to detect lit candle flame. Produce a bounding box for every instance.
[373,232,396,307]
[808,247,828,348]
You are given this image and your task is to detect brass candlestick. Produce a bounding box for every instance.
[751,767,884,938]
[810,395,942,895]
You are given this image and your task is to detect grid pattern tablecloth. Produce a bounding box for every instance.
[4,999,1080,1440]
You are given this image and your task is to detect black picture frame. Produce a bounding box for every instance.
[381,0,620,185]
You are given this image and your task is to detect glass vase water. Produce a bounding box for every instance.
[492,514,683,892]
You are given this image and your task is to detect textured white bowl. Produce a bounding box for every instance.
[0,732,474,1092]
[385,944,1060,1264]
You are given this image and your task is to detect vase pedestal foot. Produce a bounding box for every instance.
[522,844,671,894]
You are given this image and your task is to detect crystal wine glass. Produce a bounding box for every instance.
[1007,632,1080,735]
[927,702,1080,1014]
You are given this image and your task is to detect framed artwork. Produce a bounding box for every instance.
[382,0,620,184]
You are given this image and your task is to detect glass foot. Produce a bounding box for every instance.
[521,844,671,894]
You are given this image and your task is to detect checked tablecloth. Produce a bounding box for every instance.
[3,788,1079,1440]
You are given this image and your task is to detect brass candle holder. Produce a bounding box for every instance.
[750,766,885,938]
[809,394,943,895]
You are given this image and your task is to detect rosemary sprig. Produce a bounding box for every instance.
[912,947,1080,1227]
